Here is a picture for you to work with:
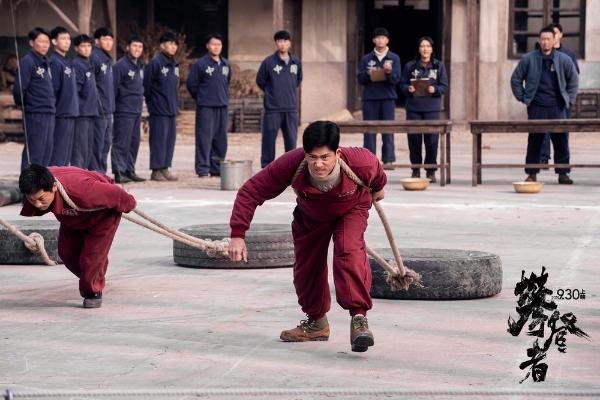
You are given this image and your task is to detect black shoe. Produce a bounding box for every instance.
[126,171,146,182]
[558,173,573,185]
[426,171,436,183]
[114,172,132,184]
[210,172,221,177]
[411,170,420,178]
[198,173,210,178]
[82,292,102,309]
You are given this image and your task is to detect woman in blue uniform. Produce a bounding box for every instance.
[400,37,448,183]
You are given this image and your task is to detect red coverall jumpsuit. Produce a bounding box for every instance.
[21,167,136,296]
[230,147,387,320]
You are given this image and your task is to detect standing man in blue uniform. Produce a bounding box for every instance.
[89,27,115,174]
[539,22,580,166]
[511,26,578,184]
[49,26,78,166]
[13,27,56,171]
[111,35,146,183]
[256,30,302,168]
[357,27,401,170]
[186,33,231,177]
[71,34,99,169]
[144,32,180,181]
[400,36,448,182]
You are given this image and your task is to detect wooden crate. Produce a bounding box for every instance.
[0,91,23,142]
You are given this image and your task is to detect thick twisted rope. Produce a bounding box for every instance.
[53,179,230,257]
[293,158,422,291]
[0,219,57,266]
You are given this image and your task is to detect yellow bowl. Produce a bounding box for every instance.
[512,181,543,194]
[400,177,430,191]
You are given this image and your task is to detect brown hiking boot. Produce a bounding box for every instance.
[525,174,537,182]
[280,316,329,342]
[161,169,179,181]
[350,314,374,352]
[151,170,167,181]
[426,171,436,183]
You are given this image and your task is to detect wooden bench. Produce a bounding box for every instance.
[0,92,23,142]
[470,119,600,186]
[336,120,452,186]
[229,97,263,132]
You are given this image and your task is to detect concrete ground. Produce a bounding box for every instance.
[0,130,599,399]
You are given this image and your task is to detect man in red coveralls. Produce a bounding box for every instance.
[19,164,136,308]
[228,121,387,352]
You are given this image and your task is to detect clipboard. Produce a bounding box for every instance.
[369,68,387,82]
[410,78,432,97]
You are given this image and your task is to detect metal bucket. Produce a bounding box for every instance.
[220,160,253,190]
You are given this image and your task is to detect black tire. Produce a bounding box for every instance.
[0,220,61,265]
[369,248,502,300]
[0,182,22,207]
[173,223,294,269]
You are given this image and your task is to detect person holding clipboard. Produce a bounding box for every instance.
[400,36,448,183]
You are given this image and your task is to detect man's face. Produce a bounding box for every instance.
[552,27,563,46]
[127,41,144,59]
[76,42,92,58]
[26,186,56,211]
[275,39,291,53]
[96,35,114,52]
[206,38,223,57]
[52,32,71,54]
[539,32,555,52]
[161,41,178,57]
[30,34,50,56]
[372,35,389,49]
[305,146,339,179]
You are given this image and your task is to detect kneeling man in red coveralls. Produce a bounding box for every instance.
[228,121,387,352]
[19,164,136,308]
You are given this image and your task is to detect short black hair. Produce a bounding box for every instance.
[93,27,114,39]
[302,121,340,153]
[28,27,50,42]
[539,26,555,36]
[127,35,144,46]
[372,27,389,39]
[415,36,435,60]
[273,30,291,41]
[206,33,223,44]
[19,164,55,195]
[50,26,69,40]
[159,31,178,44]
[73,34,93,46]
[551,22,564,33]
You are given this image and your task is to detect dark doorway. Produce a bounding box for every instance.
[363,0,445,107]
[118,0,228,58]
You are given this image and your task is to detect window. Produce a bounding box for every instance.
[509,0,585,59]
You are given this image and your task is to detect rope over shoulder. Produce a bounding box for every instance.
[291,157,423,291]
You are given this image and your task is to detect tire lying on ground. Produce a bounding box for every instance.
[0,182,22,207]
[369,248,502,300]
[173,223,294,269]
[0,220,61,265]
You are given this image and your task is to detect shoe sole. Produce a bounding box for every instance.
[280,334,329,342]
[351,335,374,352]
[83,300,102,309]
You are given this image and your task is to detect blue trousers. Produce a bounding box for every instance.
[111,114,141,174]
[525,104,570,175]
[50,117,75,166]
[540,107,571,161]
[195,106,227,175]
[71,117,95,169]
[21,113,55,170]
[406,110,440,172]
[362,99,396,163]
[90,114,113,173]
[149,115,177,170]
[261,111,298,168]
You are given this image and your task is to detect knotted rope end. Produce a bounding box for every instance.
[385,265,424,291]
